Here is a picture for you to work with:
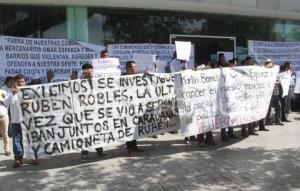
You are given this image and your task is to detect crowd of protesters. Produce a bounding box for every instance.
[0,50,297,168]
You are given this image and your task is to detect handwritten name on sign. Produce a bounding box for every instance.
[177,66,279,136]
[20,74,179,159]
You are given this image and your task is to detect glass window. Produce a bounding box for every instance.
[0,5,67,38]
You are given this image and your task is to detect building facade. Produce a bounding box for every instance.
[1,0,300,63]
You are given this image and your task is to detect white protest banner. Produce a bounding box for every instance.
[278,71,292,97]
[107,43,195,72]
[218,66,278,127]
[248,40,300,93]
[175,41,191,61]
[177,66,279,136]
[295,72,300,94]
[0,36,105,83]
[20,73,179,159]
[132,53,156,73]
[92,58,121,78]
[217,51,234,62]
[176,69,221,135]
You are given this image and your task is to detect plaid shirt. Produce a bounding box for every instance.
[273,81,282,96]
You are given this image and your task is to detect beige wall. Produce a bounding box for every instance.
[0,0,300,20]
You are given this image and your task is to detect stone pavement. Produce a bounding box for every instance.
[1,112,300,191]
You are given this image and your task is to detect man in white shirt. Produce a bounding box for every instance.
[3,74,28,168]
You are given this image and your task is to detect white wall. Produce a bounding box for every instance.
[0,0,300,20]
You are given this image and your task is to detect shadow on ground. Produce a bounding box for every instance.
[0,132,300,191]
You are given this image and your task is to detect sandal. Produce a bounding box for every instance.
[5,151,11,156]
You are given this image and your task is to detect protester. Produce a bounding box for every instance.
[194,61,217,146]
[70,70,79,80]
[217,53,227,68]
[265,60,284,126]
[241,56,259,136]
[0,89,10,156]
[279,64,291,122]
[4,74,38,167]
[125,61,144,156]
[1,76,14,93]
[46,69,55,83]
[101,49,109,58]
[80,63,109,162]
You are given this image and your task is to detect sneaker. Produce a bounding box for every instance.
[184,137,190,145]
[248,132,259,136]
[275,121,284,126]
[258,128,269,131]
[13,160,22,168]
[282,119,291,122]
[133,147,144,152]
[4,150,11,156]
[81,154,88,162]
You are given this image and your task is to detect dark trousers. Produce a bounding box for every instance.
[126,140,137,151]
[281,96,289,121]
[266,95,281,122]
[12,123,24,160]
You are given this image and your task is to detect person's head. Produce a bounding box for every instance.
[47,70,54,82]
[126,61,136,75]
[14,74,26,87]
[70,70,78,80]
[172,51,177,60]
[218,53,225,61]
[284,62,291,71]
[228,59,236,67]
[82,63,94,79]
[264,59,273,68]
[4,76,14,88]
[244,56,253,66]
[280,65,285,72]
[101,50,109,58]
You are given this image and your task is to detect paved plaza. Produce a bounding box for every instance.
[1,112,300,191]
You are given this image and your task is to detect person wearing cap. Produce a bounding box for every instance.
[80,63,110,162]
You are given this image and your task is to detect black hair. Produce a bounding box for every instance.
[15,74,26,81]
[126,60,136,71]
[82,63,93,70]
[4,76,14,84]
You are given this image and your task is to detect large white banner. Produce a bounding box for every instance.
[177,66,279,136]
[107,43,195,73]
[0,36,105,83]
[248,40,300,93]
[20,73,179,159]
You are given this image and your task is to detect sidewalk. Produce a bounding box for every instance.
[1,112,300,191]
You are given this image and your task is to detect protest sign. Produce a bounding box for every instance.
[248,40,300,93]
[107,43,195,72]
[132,54,156,73]
[92,58,121,78]
[295,72,300,94]
[176,69,221,135]
[20,73,179,159]
[177,66,279,136]
[0,36,105,83]
[175,41,191,61]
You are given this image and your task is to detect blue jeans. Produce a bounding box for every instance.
[12,123,24,160]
